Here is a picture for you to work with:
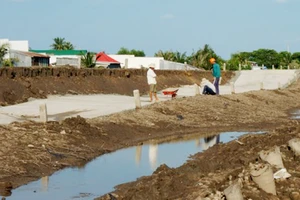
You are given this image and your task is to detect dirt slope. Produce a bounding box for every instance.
[0,67,233,105]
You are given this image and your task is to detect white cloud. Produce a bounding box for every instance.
[160,14,175,20]
[275,0,288,3]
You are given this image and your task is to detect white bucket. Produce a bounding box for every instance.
[224,182,244,200]
[288,138,300,156]
[259,146,284,169]
[250,164,276,195]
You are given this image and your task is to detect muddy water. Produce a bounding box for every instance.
[5,131,259,200]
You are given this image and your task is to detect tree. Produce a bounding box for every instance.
[154,50,188,63]
[0,43,9,66]
[188,44,223,70]
[292,52,300,62]
[117,47,145,57]
[81,52,96,68]
[50,37,75,50]
[226,52,252,70]
[251,49,280,68]
[278,51,292,67]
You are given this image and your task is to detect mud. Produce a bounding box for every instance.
[0,67,300,200]
[0,67,233,105]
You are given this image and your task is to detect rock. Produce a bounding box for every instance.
[28,144,34,148]
[60,130,66,134]
[67,90,78,95]
[290,192,300,200]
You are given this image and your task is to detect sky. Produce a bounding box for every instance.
[1,0,300,59]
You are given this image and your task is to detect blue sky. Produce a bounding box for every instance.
[1,0,299,59]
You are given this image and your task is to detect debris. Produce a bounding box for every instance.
[259,146,284,169]
[288,138,300,156]
[250,163,276,195]
[224,181,244,200]
[274,168,291,179]
[235,140,244,145]
[28,144,34,148]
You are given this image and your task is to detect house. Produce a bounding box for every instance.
[30,50,87,68]
[96,52,121,68]
[109,54,198,70]
[0,38,29,60]
[10,50,49,67]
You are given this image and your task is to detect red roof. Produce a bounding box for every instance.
[96,52,119,63]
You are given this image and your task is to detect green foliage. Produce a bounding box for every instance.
[50,37,75,50]
[117,47,145,57]
[278,51,292,67]
[250,49,279,68]
[0,43,9,66]
[188,44,224,70]
[289,59,300,69]
[226,49,300,70]
[2,58,19,67]
[226,52,253,70]
[154,50,188,63]
[292,52,300,62]
[81,52,96,68]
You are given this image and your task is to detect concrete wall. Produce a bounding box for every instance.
[9,51,31,67]
[109,54,135,67]
[126,57,164,69]
[56,57,81,68]
[234,70,299,92]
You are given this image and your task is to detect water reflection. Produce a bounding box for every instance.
[8,131,254,200]
[135,145,142,166]
[41,176,49,192]
[149,143,158,170]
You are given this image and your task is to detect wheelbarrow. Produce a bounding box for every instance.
[162,89,179,99]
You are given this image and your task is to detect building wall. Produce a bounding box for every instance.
[56,57,81,68]
[126,57,164,69]
[0,39,29,60]
[108,54,135,67]
[9,40,29,52]
[9,51,32,67]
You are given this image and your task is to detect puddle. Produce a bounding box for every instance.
[291,109,300,119]
[5,131,261,200]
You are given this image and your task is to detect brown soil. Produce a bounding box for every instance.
[0,67,300,200]
[0,67,233,105]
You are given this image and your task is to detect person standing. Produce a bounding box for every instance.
[147,63,159,102]
[210,58,221,95]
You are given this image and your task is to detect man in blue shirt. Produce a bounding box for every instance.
[210,58,221,95]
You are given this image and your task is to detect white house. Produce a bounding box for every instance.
[0,39,29,59]
[109,54,198,70]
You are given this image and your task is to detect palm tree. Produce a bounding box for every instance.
[0,43,9,65]
[64,42,74,50]
[50,37,75,50]
[155,50,176,61]
[188,44,217,69]
[81,52,96,68]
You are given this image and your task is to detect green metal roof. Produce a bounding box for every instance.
[30,50,87,55]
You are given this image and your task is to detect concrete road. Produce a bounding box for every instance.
[0,70,298,125]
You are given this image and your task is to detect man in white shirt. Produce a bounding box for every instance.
[147,64,159,102]
[200,78,216,95]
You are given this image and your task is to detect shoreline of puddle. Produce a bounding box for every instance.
[3,131,265,200]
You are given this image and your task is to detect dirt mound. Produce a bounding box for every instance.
[0,67,234,105]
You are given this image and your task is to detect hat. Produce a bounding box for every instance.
[209,58,216,64]
[148,63,155,69]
